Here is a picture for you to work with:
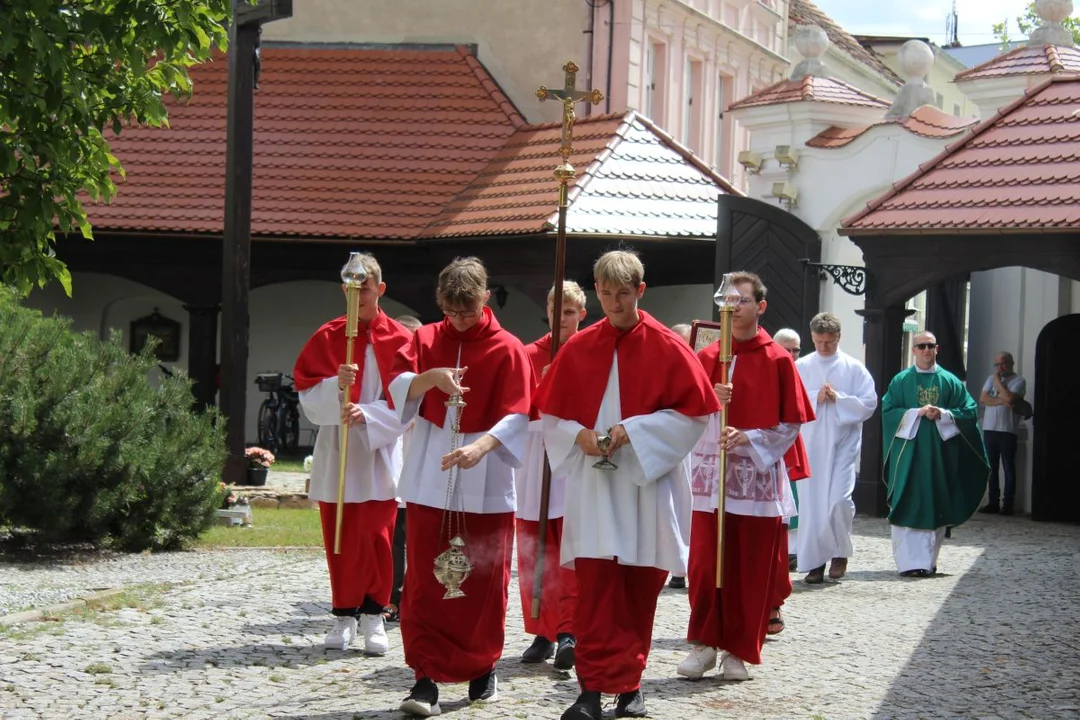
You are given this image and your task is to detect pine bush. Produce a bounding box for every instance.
[0,288,226,551]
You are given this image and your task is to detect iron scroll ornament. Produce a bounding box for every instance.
[800,259,868,296]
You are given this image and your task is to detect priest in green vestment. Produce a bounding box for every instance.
[881,332,988,577]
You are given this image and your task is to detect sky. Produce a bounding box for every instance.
[810,0,1037,48]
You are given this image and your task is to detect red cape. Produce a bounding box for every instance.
[534,311,720,428]
[389,306,531,433]
[524,333,553,381]
[293,309,412,404]
[697,326,814,478]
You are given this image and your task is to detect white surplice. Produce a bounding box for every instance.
[388,372,528,514]
[541,354,709,574]
[515,419,567,521]
[299,345,408,504]
[688,356,800,518]
[793,350,878,572]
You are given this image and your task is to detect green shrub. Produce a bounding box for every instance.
[0,288,226,551]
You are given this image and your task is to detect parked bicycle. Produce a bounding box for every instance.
[255,372,300,454]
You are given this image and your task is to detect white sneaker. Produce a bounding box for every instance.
[720,651,750,681]
[324,616,357,651]
[361,613,389,656]
[676,644,717,679]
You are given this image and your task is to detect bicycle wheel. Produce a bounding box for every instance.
[258,401,278,451]
[282,406,300,454]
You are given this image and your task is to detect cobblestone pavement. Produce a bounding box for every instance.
[1,512,1077,720]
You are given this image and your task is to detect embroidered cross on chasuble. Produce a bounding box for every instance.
[917,382,940,407]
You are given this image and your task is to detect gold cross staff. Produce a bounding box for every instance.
[536,61,604,166]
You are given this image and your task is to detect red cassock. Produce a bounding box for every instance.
[293,310,412,615]
[535,312,720,693]
[517,333,578,640]
[689,326,814,664]
[388,307,531,683]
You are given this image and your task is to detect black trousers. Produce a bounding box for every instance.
[390,506,406,605]
[983,430,1018,507]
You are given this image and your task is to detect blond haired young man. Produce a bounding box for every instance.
[517,281,587,668]
[293,253,413,655]
[535,250,718,720]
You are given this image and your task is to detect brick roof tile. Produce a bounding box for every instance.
[806,105,977,149]
[841,76,1080,234]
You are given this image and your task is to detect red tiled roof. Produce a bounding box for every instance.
[954,43,1080,81]
[87,45,737,241]
[729,75,890,111]
[806,106,976,149]
[423,111,741,239]
[788,0,903,86]
[88,45,525,239]
[841,76,1080,234]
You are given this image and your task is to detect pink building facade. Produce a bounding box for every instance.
[590,0,790,184]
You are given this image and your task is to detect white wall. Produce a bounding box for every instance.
[968,267,1068,514]
[25,272,188,389]
[26,273,550,446]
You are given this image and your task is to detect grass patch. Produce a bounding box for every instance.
[270,456,308,473]
[0,583,170,640]
[84,662,112,674]
[195,507,323,548]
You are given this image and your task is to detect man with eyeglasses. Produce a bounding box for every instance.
[978,352,1027,516]
[679,272,813,682]
[793,313,877,585]
[881,331,989,578]
[388,257,532,716]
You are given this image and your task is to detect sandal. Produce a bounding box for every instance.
[382,603,400,623]
[767,608,784,635]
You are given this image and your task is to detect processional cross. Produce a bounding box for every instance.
[528,62,602,619]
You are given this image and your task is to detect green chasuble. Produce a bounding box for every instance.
[881,366,989,530]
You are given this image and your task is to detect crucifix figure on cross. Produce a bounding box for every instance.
[536,61,604,163]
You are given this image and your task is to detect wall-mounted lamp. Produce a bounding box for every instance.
[770,181,798,208]
[737,150,764,174]
[493,284,509,309]
[775,145,799,170]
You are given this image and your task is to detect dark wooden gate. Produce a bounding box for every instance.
[1032,313,1080,523]
[714,195,822,335]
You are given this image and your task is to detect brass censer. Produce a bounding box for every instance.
[433,364,472,599]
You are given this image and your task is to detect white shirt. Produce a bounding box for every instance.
[388,372,528,514]
[298,345,407,504]
[981,373,1026,434]
[542,353,709,574]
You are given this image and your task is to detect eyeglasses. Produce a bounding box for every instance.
[734,296,756,306]
[914,343,938,350]
[994,361,1010,367]
[442,308,480,319]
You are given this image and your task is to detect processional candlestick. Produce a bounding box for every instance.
[530,61,603,618]
[335,253,367,554]
[713,274,742,587]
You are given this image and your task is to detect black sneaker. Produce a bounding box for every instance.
[667,575,686,589]
[615,688,647,718]
[978,504,1000,514]
[399,677,440,717]
[1000,505,1014,516]
[468,670,498,703]
[561,690,603,720]
[553,633,576,670]
[521,634,556,663]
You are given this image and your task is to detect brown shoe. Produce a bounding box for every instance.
[804,565,825,584]
[828,557,848,579]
